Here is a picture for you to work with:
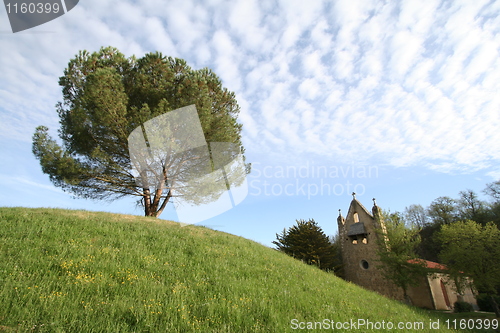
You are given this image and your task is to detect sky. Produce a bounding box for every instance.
[1,0,499,248]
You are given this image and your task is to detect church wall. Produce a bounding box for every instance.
[428,274,451,310]
[338,198,477,310]
[428,274,478,310]
[461,289,478,309]
[407,277,434,309]
[339,200,403,301]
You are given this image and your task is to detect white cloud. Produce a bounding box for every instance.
[464,41,498,82]
[332,49,357,81]
[310,20,332,52]
[486,170,500,180]
[212,30,242,91]
[389,30,423,78]
[1,0,500,178]
[0,174,64,194]
[228,0,268,51]
[302,50,324,77]
[298,79,320,101]
[397,0,440,34]
[279,24,302,49]
[144,17,178,55]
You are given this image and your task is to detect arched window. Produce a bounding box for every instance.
[353,212,359,223]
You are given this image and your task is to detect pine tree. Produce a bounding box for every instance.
[32,47,249,217]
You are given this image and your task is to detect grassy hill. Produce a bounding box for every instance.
[0,207,485,332]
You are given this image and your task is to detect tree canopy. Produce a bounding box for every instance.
[384,182,500,312]
[435,220,500,316]
[273,219,336,271]
[399,186,500,262]
[32,47,248,217]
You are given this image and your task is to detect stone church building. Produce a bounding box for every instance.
[337,195,477,310]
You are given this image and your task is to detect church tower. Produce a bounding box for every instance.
[337,194,403,300]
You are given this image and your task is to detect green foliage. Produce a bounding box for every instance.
[457,190,489,225]
[411,187,498,262]
[375,211,428,298]
[329,233,345,278]
[388,182,500,315]
[435,220,500,296]
[453,301,474,313]
[484,181,500,228]
[273,219,336,271]
[404,204,428,228]
[32,126,88,192]
[476,294,500,312]
[32,46,248,217]
[0,207,463,332]
[415,223,442,263]
[426,196,458,226]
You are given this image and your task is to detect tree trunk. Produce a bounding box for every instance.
[144,168,171,218]
[403,289,413,305]
[143,188,154,216]
[143,188,172,218]
[154,190,172,217]
[150,187,163,214]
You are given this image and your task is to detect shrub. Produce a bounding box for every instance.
[454,301,473,313]
[476,293,500,312]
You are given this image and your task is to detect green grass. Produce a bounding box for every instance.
[432,311,498,319]
[0,207,495,332]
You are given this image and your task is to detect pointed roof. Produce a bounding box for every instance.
[346,197,374,219]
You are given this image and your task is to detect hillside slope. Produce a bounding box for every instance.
[0,207,469,332]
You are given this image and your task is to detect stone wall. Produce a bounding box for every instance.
[338,198,404,301]
[407,277,435,309]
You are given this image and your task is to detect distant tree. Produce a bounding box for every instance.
[427,196,458,225]
[484,180,500,201]
[484,201,500,229]
[415,223,442,263]
[408,196,459,262]
[456,190,488,225]
[376,211,427,304]
[32,47,249,218]
[436,220,500,317]
[273,219,336,271]
[411,187,500,262]
[404,204,428,228]
[484,180,500,228]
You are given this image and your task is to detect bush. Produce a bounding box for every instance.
[454,301,474,313]
[476,293,500,312]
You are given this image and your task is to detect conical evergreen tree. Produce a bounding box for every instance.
[273,219,336,271]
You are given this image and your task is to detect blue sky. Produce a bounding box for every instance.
[1,0,499,247]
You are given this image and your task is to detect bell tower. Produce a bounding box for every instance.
[337,194,402,300]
